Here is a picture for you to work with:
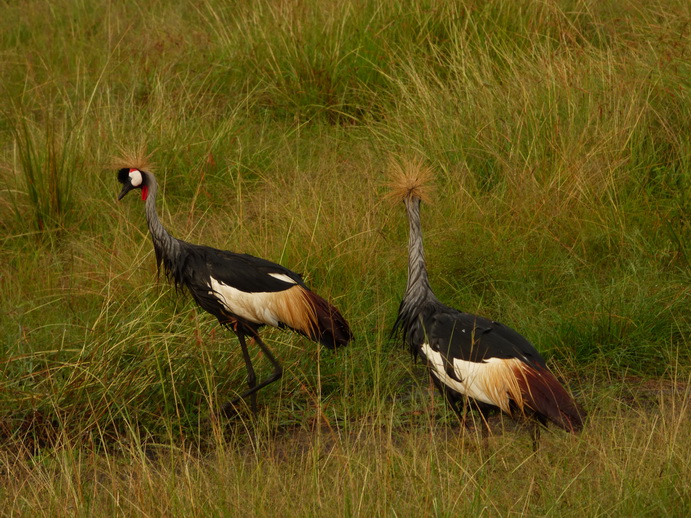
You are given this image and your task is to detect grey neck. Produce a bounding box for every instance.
[142,172,178,255]
[403,197,436,305]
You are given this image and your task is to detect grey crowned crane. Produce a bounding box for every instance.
[116,158,352,415]
[389,161,584,447]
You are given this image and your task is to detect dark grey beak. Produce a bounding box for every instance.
[118,183,134,201]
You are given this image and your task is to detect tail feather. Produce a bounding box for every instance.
[279,286,352,348]
[302,289,353,348]
[513,363,585,433]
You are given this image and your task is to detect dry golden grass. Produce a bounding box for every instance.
[0,0,689,515]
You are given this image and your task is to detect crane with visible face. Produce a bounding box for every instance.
[116,159,352,415]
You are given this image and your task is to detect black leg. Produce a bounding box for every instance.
[431,374,465,422]
[531,423,541,451]
[247,332,283,394]
[238,331,258,413]
[478,406,492,442]
[530,416,546,451]
[222,330,283,418]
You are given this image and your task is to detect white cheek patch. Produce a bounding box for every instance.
[129,169,143,187]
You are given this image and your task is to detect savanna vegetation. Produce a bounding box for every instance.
[0,0,689,515]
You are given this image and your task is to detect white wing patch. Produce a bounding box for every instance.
[421,342,467,394]
[420,343,526,414]
[268,273,297,284]
[207,276,316,335]
[209,276,282,326]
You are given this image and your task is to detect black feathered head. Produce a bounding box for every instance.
[114,151,155,201]
[117,167,151,201]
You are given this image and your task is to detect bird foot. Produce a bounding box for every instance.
[220,398,253,419]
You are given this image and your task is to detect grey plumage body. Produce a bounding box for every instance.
[117,165,352,414]
[391,165,584,445]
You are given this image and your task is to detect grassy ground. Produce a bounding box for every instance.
[1,0,689,515]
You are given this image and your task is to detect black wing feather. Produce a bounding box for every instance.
[403,301,547,369]
[175,243,305,293]
[202,247,306,293]
[157,241,307,326]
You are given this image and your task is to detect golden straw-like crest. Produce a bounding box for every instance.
[385,157,434,203]
[110,146,156,173]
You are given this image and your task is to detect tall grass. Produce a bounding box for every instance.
[0,378,688,516]
[9,115,83,232]
[0,0,689,514]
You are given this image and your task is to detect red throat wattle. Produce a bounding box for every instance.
[142,185,149,201]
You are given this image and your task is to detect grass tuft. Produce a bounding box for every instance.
[9,114,82,232]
